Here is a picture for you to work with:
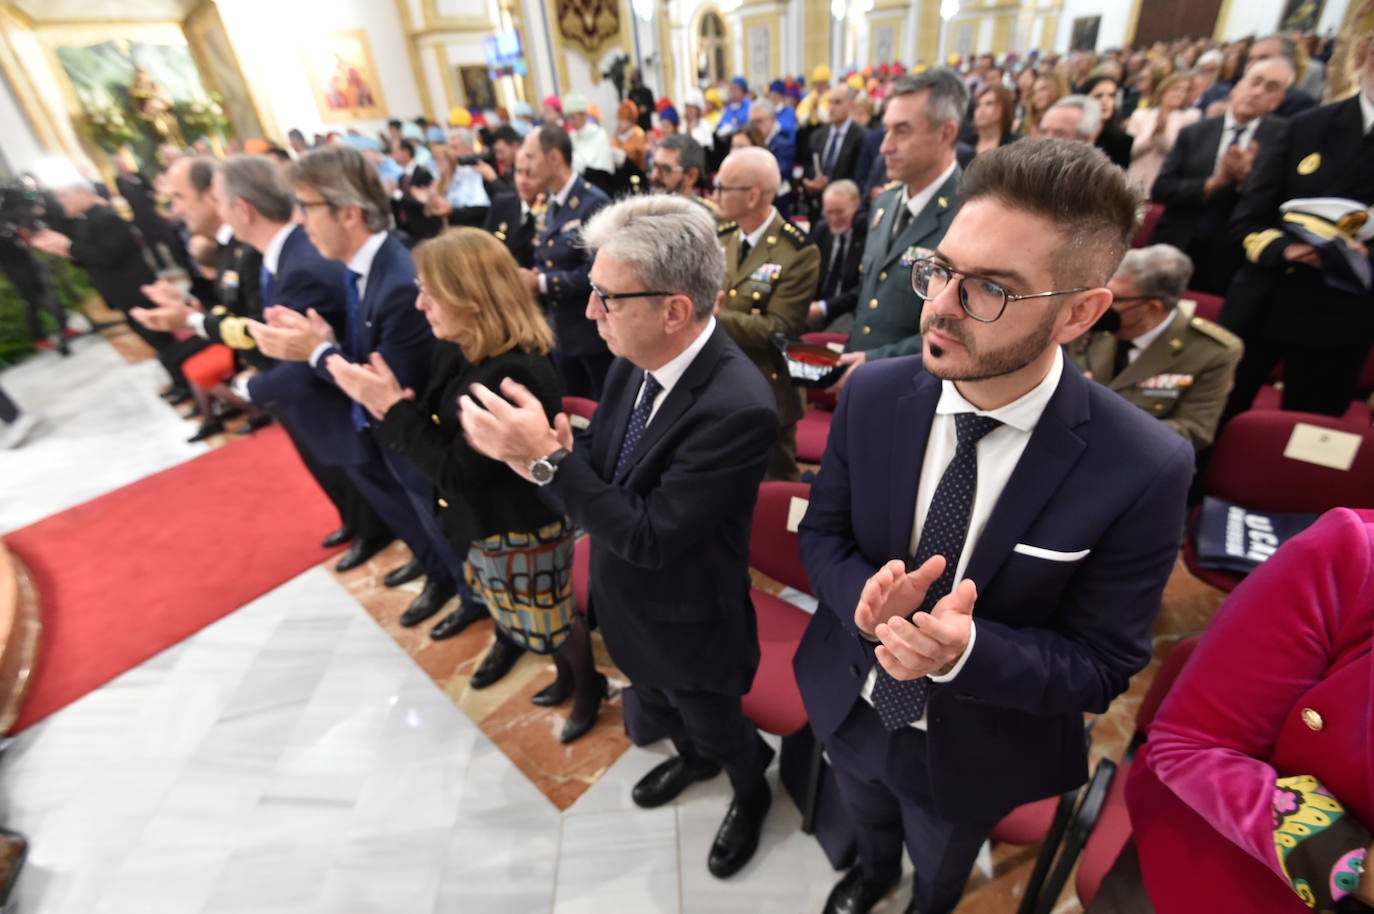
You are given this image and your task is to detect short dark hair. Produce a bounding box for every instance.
[397,139,415,157]
[533,124,573,166]
[491,125,522,147]
[887,68,969,133]
[187,156,217,194]
[387,119,402,130]
[658,134,705,176]
[287,144,392,233]
[959,138,1140,286]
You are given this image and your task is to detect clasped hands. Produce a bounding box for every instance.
[856,555,977,681]
[244,305,335,361]
[131,278,201,331]
[458,378,573,483]
[326,351,413,420]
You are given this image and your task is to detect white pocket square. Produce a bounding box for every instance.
[1012,543,1091,562]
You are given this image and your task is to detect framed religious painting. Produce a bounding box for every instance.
[302,30,388,124]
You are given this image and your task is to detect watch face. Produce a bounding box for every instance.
[530,458,554,484]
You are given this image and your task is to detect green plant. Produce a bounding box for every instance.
[177,93,232,141]
[0,254,95,368]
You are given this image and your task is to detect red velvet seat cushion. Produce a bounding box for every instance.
[741,589,810,736]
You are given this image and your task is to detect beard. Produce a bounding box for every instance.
[921,307,1060,382]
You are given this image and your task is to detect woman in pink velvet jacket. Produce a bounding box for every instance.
[1128,507,1374,913]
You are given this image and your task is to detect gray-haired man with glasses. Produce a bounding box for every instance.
[794,139,1194,914]
[460,194,781,882]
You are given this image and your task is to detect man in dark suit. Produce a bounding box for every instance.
[1150,58,1293,294]
[459,195,780,881]
[807,179,867,332]
[746,99,797,216]
[482,147,540,269]
[831,70,968,393]
[390,140,443,243]
[519,125,613,399]
[795,139,1194,914]
[133,154,392,562]
[1219,42,1374,421]
[249,145,480,636]
[801,85,866,219]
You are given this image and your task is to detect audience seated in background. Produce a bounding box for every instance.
[1069,244,1243,452]
[1128,507,1374,914]
[1125,73,1201,196]
[806,179,865,333]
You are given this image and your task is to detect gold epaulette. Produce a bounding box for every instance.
[1190,316,1241,349]
[218,316,257,351]
[1243,228,1284,264]
[694,195,719,215]
[717,220,738,235]
[779,220,809,249]
[211,304,230,317]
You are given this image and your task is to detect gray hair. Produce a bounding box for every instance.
[1048,94,1103,139]
[286,145,391,233]
[823,179,861,203]
[1116,244,1194,308]
[1243,54,1297,86]
[887,68,969,132]
[750,98,777,118]
[580,195,723,321]
[658,134,705,176]
[219,154,294,223]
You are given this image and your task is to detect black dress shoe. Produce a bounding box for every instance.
[235,414,274,435]
[631,755,722,809]
[399,579,457,627]
[211,403,243,421]
[530,676,573,707]
[187,420,223,443]
[707,783,772,878]
[468,635,525,688]
[181,404,202,420]
[321,527,354,549]
[821,866,900,914]
[334,537,391,573]
[558,673,608,744]
[161,386,191,402]
[428,600,488,640]
[382,558,424,588]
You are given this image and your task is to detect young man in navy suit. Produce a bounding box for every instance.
[249,145,481,639]
[459,195,780,881]
[795,139,1195,914]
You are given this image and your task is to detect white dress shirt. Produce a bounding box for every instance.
[632,316,717,425]
[859,349,1066,729]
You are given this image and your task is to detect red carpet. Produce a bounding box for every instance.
[3,425,340,732]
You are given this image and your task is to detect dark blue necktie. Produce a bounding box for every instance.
[822,126,843,175]
[259,264,274,310]
[343,269,367,430]
[871,412,1003,730]
[614,372,662,478]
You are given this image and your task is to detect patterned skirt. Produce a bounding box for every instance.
[465,517,576,655]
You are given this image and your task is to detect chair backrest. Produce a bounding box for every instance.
[750,481,812,594]
[1182,290,1224,324]
[1133,203,1164,248]
[561,396,597,431]
[1358,347,1374,398]
[1202,411,1374,513]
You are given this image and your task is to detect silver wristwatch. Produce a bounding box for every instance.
[529,447,570,485]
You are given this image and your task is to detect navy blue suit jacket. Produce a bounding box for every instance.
[794,354,1193,823]
[542,322,778,694]
[538,176,610,358]
[313,232,434,411]
[246,226,365,466]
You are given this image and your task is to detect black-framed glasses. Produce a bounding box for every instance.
[911,258,1091,323]
[652,162,681,174]
[712,179,751,193]
[294,196,332,212]
[589,280,676,314]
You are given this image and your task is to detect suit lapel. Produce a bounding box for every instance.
[963,366,1090,588]
[878,169,961,271]
[612,324,726,482]
[545,176,584,239]
[889,371,942,559]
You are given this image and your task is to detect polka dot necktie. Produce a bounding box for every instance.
[871,412,1003,731]
[614,372,662,478]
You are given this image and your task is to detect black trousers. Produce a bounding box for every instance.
[553,349,614,401]
[0,248,65,341]
[823,699,1002,914]
[1222,338,1372,425]
[276,413,388,542]
[632,684,772,795]
[0,384,18,425]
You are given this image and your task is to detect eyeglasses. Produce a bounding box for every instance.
[910,258,1091,323]
[294,197,332,212]
[652,162,681,174]
[712,180,751,193]
[589,281,676,314]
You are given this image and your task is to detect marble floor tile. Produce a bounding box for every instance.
[554,805,681,914]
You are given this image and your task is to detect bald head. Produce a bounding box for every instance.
[716,147,781,228]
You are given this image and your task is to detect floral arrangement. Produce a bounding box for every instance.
[177,93,231,139]
[80,91,140,148]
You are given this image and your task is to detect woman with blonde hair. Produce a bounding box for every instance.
[1125,72,1200,195]
[328,228,604,744]
[1020,71,1068,137]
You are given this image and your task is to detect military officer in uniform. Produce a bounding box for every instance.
[714,147,820,481]
[1219,39,1374,421]
[483,147,542,269]
[831,70,968,392]
[520,125,613,399]
[1070,245,1243,452]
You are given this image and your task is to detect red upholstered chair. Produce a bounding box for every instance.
[562,396,597,431]
[1181,410,1374,591]
[1250,385,1372,429]
[1183,290,1224,324]
[796,332,848,464]
[1132,203,1164,248]
[1025,636,1202,914]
